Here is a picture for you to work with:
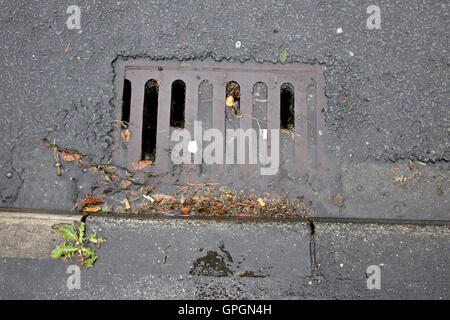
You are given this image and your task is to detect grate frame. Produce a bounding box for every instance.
[112,59,325,178]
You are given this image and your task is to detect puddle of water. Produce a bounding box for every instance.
[189,241,268,279]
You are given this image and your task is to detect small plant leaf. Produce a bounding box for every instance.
[81,247,96,257]
[50,243,78,259]
[83,255,98,269]
[56,224,78,241]
[81,247,98,269]
[280,49,288,64]
[88,233,106,245]
[79,222,85,239]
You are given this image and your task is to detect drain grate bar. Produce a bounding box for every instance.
[127,75,146,166]
[295,85,308,175]
[211,81,225,175]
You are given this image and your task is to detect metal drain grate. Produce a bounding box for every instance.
[112,59,324,179]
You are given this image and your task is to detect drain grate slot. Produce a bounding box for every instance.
[113,60,324,178]
[121,79,131,126]
[142,79,159,161]
[170,80,186,128]
[280,83,295,130]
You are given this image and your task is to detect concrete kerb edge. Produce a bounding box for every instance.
[2,207,449,227]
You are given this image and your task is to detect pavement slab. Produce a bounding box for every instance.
[312,222,449,299]
[0,213,448,299]
[0,210,81,259]
[0,214,313,299]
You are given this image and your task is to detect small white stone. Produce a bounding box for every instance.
[340,263,344,267]
[188,140,198,153]
[336,27,343,34]
[235,41,241,48]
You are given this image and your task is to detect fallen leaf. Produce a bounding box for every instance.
[153,193,177,202]
[123,198,131,210]
[61,152,82,162]
[234,270,248,279]
[121,129,130,142]
[132,160,152,171]
[238,203,253,207]
[408,160,415,171]
[257,198,265,207]
[235,212,252,217]
[129,189,141,196]
[82,205,103,213]
[81,197,104,209]
[226,96,235,107]
[120,179,132,189]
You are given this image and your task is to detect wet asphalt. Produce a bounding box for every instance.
[0,0,448,299]
[0,0,448,212]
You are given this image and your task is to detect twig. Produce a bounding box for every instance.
[52,139,61,176]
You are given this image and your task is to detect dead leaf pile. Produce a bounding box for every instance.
[42,140,312,218]
[140,184,310,218]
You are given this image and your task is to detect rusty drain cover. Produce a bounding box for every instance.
[112,59,334,198]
